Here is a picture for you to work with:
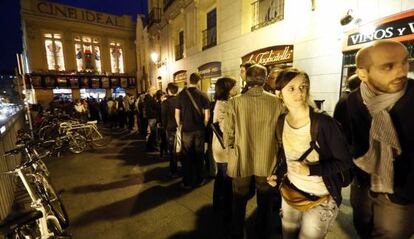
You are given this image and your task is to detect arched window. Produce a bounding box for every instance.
[109,41,125,73]
[74,35,102,73]
[44,33,65,71]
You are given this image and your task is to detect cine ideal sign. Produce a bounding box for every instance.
[36,1,123,27]
[242,45,294,66]
[343,10,414,51]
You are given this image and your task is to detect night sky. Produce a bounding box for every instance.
[0,0,148,74]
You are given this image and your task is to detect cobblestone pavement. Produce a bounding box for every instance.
[46,128,359,239]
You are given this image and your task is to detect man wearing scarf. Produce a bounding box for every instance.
[345,39,414,239]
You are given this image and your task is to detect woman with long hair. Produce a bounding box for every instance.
[212,77,238,225]
[267,68,352,239]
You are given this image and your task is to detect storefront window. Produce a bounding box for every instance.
[44,33,65,71]
[110,41,125,73]
[80,88,106,100]
[112,87,126,98]
[52,88,72,100]
[74,35,102,73]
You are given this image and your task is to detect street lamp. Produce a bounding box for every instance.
[150,52,159,64]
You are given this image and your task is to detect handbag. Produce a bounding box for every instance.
[175,124,182,153]
[211,122,225,149]
[280,177,330,211]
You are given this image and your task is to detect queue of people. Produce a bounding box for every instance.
[42,39,413,239]
[154,39,414,239]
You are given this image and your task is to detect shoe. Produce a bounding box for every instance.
[169,173,179,179]
[179,182,191,190]
[196,179,206,187]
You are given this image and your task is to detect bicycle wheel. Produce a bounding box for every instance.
[89,127,109,148]
[68,132,87,154]
[6,222,39,239]
[34,174,70,229]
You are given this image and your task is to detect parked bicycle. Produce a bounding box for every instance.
[0,140,70,238]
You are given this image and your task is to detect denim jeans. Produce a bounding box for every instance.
[351,181,414,239]
[281,196,338,239]
[181,130,205,187]
[231,176,273,239]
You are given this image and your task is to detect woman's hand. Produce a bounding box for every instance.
[289,161,310,175]
[267,175,278,187]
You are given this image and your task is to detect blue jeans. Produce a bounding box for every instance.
[281,196,338,239]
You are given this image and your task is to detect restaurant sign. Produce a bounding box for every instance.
[198,62,221,79]
[242,45,293,66]
[173,70,187,82]
[343,10,414,51]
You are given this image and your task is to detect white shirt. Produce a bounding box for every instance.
[283,119,329,196]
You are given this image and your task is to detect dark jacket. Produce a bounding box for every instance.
[161,95,178,131]
[345,80,414,204]
[144,94,159,119]
[276,111,353,206]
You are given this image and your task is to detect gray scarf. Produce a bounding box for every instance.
[354,82,406,193]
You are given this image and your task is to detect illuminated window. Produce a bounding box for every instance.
[109,41,125,73]
[44,33,65,71]
[74,35,102,73]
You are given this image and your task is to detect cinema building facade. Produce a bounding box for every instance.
[20,0,139,106]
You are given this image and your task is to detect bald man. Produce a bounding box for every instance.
[343,40,414,239]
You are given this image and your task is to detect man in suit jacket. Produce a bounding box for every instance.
[224,64,283,239]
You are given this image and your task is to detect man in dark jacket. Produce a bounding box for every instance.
[344,40,414,239]
[175,73,210,189]
[161,83,179,177]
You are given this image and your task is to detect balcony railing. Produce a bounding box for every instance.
[163,0,176,11]
[251,0,284,31]
[175,44,184,61]
[202,27,217,50]
[148,7,162,27]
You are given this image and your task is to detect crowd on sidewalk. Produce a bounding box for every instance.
[35,39,414,239]
[144,39,414,239]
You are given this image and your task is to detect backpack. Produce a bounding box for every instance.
[274,108,353,188]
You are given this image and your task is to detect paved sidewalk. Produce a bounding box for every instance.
[46,128,359,239]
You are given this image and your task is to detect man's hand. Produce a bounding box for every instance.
[267,175,278,187]
[289,161,310,175]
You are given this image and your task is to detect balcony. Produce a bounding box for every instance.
[202,27,217,51]
[175,44,184,61]
[148,7,162,27]
[251,0,284,31]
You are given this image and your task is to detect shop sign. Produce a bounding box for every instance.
[101,77,110,88]
[91,78,100,88]
[120,78,128,88]
[242,45,293,66]
[173,70,187,82]
[36,1,123,27]
[80,77,89,88]
[343,10,414,51]
[198,62,221,79]
[128,77,136,87]
[110,78,120,88]
[69,77,79,88]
